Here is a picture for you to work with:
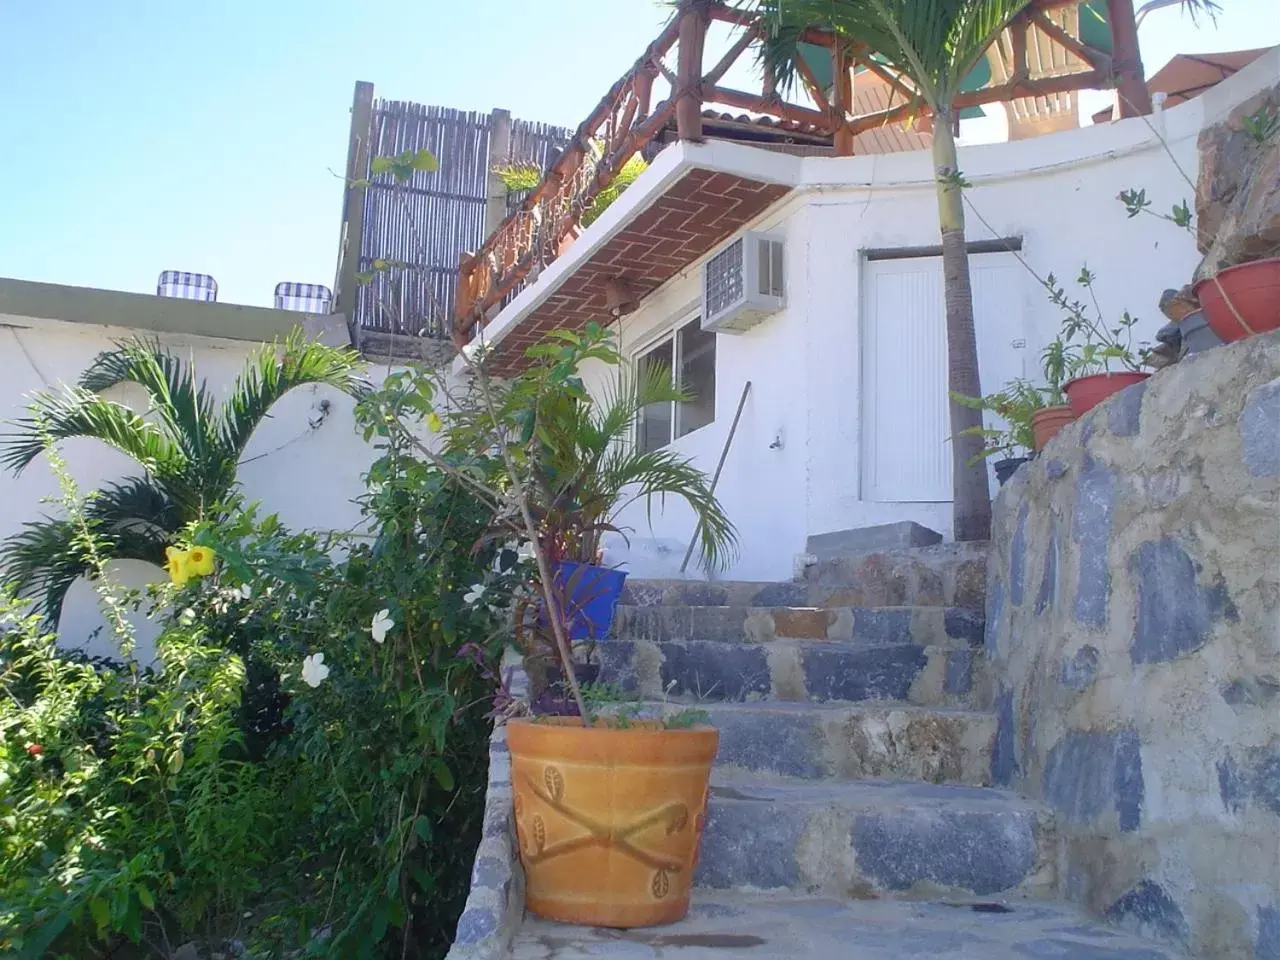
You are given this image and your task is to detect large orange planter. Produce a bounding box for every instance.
[508,716,718,928]
[1063,372,1150,417]
[1031,405,1076,450]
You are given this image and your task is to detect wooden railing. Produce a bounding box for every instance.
[452,0,1122,343]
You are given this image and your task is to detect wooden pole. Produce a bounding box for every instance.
[484,108,512,241]
[334,80,375,332]
[1031,10,1110,71]
[675,1,709,141]
[680,381,751,574]
[832,43,855,155]
[1105,0,1152,117]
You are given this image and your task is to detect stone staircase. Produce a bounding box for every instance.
[506,541,1189,959]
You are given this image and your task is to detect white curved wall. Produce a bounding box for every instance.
[580,49,1279,582]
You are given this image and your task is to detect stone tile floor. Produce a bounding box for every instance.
[510,892,1186,959]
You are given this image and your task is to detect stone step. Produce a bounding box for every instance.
[695,775,1056,901]
[511,891,1189,959]
[597,638,989,710]
[803,540,988,609]
[611,604,984,649]
[703,700,996,786]
[621,542,988,611]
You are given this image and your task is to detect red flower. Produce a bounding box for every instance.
[26,743,43,756]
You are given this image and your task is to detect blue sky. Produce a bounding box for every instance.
[1,1,1275,307]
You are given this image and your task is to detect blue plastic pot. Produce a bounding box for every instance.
[552,560,628,640]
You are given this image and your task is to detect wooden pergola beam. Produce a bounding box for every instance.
[1105,0,1152,116]
[1031,10,1111,70]
[849,68,1108,134]
[704,85,831,128]
[676,1,710,141]
[832,43,855,155]
[703,22,758,88]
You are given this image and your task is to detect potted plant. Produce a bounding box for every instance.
[519,331,736,646]
[1046,267,1152,417]
[493,328,731,928]
[1030,336,1079,449]
[1194,259,1280,342]
[386,325,733,928]
[952,379,1041,484]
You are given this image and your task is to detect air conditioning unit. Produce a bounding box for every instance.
[701,231,785,334]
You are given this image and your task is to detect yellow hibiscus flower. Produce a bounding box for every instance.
[165,546,190,587]
[186,546,216,576]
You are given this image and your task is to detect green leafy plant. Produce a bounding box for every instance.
[951,379,1049,462]
[494,143,648,229]
[0,332,366,624]
[1045,267,1151,374]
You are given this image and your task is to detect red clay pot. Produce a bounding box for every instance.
[1030,405,1076,450]
[1063,372,1151,418]
[1193,258,1280,343]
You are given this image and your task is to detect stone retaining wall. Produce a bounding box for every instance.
[446,671,527,960]
[987,332,1280,959]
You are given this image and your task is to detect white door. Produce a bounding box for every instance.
[861,253,1025,502]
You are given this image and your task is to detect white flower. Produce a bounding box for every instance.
[517,541,537,562]
[178,607,196,625]
[300,653,330,688]
[370,608,394,644]
[238,583,252,600]
[463,583,486,607]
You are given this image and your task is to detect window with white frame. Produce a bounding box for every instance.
[636,316,716,453]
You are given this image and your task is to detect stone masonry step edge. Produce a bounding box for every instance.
[700,700,997,786]
[695,776,1057,901]
[610,604,985,649]
[598,638,991,710]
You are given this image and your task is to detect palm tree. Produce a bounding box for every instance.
[1,332,367,621]
[750,0,1047,540]
[527,359,738,571]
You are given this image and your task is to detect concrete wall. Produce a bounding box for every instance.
[986,332,1280,959]
[570,49,1280,583]
[0,310,395,660]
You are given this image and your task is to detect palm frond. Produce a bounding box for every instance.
[217,330,367,459]
[85,476,183,544]
[80,338,219,466]
[749,0,1034,109]
[597,446,739,571]
[1,387,186,477]
[0,487,171,624]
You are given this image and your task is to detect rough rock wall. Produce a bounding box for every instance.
[1195,81,1280,282]
[987,332,1280,959]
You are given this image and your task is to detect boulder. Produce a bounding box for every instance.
[1194,83,1280,282]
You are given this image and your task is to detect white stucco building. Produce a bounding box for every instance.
[0,280,392,658]
[458,48,1279,582]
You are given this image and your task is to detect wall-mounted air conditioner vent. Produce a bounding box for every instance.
[701,231,785,334]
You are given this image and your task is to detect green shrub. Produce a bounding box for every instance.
[1,422,509,957]
[0,596,281,957]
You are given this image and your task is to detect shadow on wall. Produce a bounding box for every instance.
[985,331,1280,959]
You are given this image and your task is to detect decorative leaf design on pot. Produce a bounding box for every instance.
[544,765,564,801]
[665,804,689,835]
[651,868,670,900]
[531,814,546,853]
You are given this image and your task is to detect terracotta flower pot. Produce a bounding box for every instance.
[1193,258,1280,343]
[508,716,718,928]
[1063,372,1150,418]
[1030,405,1076,450]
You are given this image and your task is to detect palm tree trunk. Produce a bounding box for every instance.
[931,108,992,542]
